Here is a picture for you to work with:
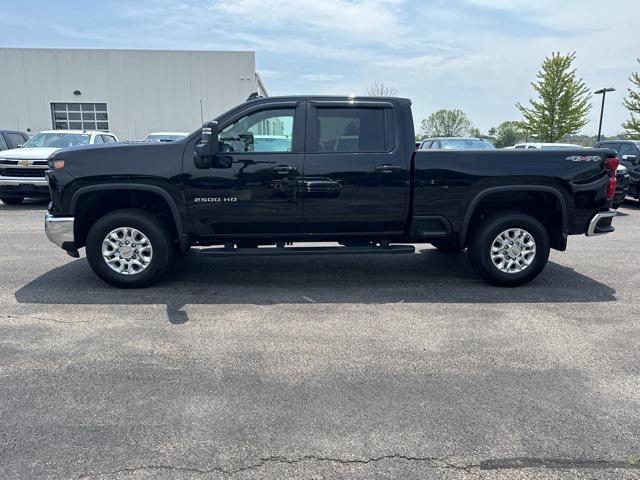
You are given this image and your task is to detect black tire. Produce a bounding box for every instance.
[86,209,174,288]
[1,197,24,205]
[430,239,464,253]
[468,213,550,287]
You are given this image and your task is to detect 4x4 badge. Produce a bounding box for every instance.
[566,155,600,162]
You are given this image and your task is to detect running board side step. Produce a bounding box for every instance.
[199,244,415,257]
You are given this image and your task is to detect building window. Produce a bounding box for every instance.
[51,103,109,131]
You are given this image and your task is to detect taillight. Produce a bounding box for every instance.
[605,156,619,200]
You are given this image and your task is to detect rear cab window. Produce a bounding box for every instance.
[308,106,394,153]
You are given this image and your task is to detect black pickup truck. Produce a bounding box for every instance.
[44,96,619,288]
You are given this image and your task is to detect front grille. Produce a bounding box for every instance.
[0,167,47,178]
[0,159,48,166]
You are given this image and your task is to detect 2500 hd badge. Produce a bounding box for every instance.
[194,197,238,203]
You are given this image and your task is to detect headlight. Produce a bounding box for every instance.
[48,159,65,169]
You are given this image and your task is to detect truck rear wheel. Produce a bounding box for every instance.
[468,213,550,287]
[1,197,24,205]
[86,209,173,288]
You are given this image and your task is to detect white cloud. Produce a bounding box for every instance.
[212,0,407,44]
[47,0,640,134]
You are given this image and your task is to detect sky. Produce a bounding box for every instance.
[1,0,639,136]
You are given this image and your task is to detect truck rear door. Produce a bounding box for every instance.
[302,100,409,235]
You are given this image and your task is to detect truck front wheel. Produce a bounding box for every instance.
[86,209,173,288]
[468,213,550,287]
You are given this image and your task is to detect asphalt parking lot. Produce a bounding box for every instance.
[1,200,639,479]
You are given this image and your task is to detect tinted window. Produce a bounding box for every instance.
[93,135,104,144]
[0,134,8,151]
[6,133,26,148]
[514,145,526,149]
[315,108,387,153]
[420,141,432,149]
[220,108,294,153]
[619,143,636,157]
[598,142,619,150]
[102,135,116,143]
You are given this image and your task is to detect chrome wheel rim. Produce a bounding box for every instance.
[490,228,536,274]
[101,227,153,276]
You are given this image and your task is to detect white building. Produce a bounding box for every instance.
[0,48,268,140]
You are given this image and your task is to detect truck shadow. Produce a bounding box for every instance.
[15,249,616,324]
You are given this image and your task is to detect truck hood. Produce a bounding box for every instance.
[49,140,186,180]
[0,147,60,159]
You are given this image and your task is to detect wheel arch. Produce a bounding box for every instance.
[70,184,188,250]
[460,186,568,250]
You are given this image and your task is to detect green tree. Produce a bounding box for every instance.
[489,121,526,148]
[517,52,591,142]
[421,109,474,137]
[623,59,640,139]
[469,127,482,138]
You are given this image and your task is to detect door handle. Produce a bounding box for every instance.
[273,165,298,175]
[375,164,403,173]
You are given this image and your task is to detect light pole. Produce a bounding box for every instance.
[594,87,615,142]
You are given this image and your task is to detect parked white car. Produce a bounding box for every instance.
[0,130,118,205]
[143,132,189,142]
[507,142,585,150]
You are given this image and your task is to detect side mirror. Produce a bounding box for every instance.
[621,154,637,163]
[194,121,219,168]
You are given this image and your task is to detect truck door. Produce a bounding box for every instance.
[302,101,409,234]
[182,101,305,236]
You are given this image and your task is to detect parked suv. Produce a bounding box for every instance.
[613,164,630,209]
[143,132,189,143]
[0,130,30,151]
[419,137,495,150]
[594,140,640,202]
[0,130,118,205]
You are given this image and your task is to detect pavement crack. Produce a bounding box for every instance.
[479,456,640,470]
[3,314,88,324]
[77,454,480,478]
[77,454,640,478]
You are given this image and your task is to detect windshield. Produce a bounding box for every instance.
[23,132,91,148]
[145,134,186,142]
[441,139,495,149]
